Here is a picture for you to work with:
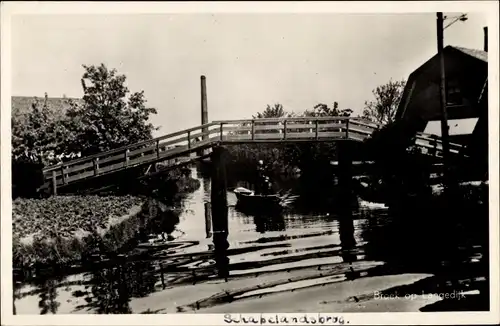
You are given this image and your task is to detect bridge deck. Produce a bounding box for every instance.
[42,117,464,194]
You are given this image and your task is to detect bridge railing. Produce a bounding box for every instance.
[414,132,464,157]
[41,116,465,191]
[42,122,223,189]
[215,116,358,142]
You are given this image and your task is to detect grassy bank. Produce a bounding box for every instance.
[13,195,144,268]
[12,170,201,272]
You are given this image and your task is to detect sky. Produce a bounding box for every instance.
[11,12,488,137]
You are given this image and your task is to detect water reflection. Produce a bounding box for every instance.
[338,213,357,265]
[15,167,489,313]
[36,277,61,314]
[253,213,286,233]
[213,232,230,279]
[73,260,157,314]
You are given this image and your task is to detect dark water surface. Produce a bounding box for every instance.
[14,167,489,314]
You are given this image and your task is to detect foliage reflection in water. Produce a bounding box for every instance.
[13,167,489,313]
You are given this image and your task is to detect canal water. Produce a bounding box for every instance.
[13,167,489,314]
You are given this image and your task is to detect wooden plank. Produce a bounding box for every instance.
[349,119,382,130]
[226,134,252,141]
[348,125,374,135]
[253,124,284,131]
[44,166,63,179]
[158,129,216,149]
[223,126,252,132]
[67,169,95,183]
[318,132,347,138]
[126,152,161,169]
[95,161,127,175]
[185,129,220,142]
[348,133,368,142]
[317,123,345,129]
[283,123,319,130]
[126,144,157,159]
[253,133,285,140]
[63,160,94,174]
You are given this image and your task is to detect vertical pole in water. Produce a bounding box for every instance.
[160,264,166,289]
[210,146,229,279]
[338,140,354,211]
[205,202,212,238]
[337,139,356,269]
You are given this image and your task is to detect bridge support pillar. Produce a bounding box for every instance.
[210,146,230,279]
[338,140,355,211]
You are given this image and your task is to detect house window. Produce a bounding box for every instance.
[446,79,462,106]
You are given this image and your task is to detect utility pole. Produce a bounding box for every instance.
[437,12,451,187]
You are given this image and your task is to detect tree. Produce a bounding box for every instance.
[252,103,291,119]
[303,102,352,117]
[362,79,406,125]
[64,64,158,156]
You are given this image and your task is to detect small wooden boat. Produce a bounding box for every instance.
[233,187,298,211]
[358,197,388,210]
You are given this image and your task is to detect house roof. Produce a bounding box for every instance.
[451,46,488,62]
[396,46,487,120]
[12,96,83,117]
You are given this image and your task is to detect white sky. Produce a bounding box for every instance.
[10,12,488,136]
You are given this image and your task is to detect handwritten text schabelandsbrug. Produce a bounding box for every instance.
[223,313,348,325]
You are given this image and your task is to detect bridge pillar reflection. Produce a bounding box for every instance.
[210,146,230,279]
[338,140,355,210]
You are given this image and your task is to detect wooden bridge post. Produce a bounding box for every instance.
[345,119,350,139]
[251,120,255,140]
[210,146,228,233]
[205,202,212,238]
[210,146,230,279]
[61,165,66,185]
[338,140,354,210]
[51,170,57,196]
[93,157,100,176]
[125,149,130,167]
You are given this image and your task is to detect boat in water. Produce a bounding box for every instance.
[358,196,388,210]
[233,187,298,212]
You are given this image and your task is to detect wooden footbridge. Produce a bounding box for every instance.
[42,116,464,195]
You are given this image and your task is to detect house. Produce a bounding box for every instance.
[12,95,83,122]
[395,27,488,177]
